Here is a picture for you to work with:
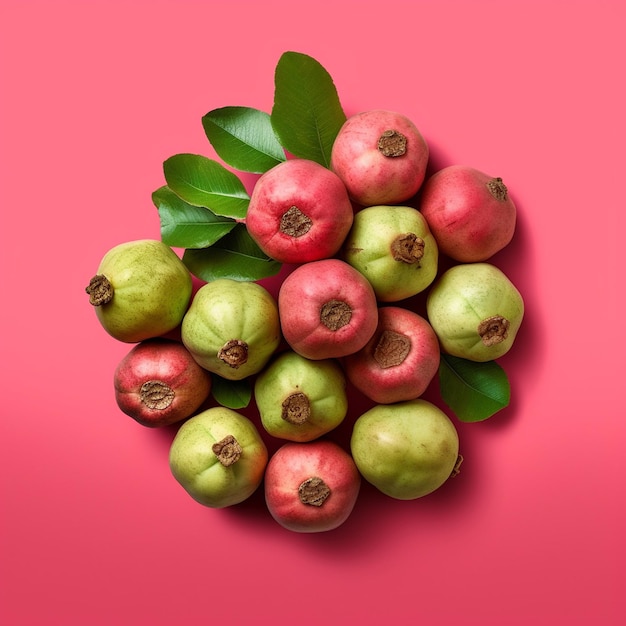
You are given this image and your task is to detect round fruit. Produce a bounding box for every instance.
[350,399,462,500]
[181,279,281,380]
[264,440,361,533]
[246,159,354,264]
[254,350,348,442]
[419,165,517,262]
[85,239,192,343]
[330,109,429,206]
[169,407,268,508]
[343,306,440,404]
[277,259,378,360]
[426,263,524,362]
[114,338,211,428]
[342,204,438,301]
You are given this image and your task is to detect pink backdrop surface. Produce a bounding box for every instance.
[1,1,624,624]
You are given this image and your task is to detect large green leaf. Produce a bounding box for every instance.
[211,376,252,410]
[163,153,249,219]
[182,224,281,282]
[202,106,286,174]
[271,51,346,168]
[152,186,236,249]
[438,354,511,422]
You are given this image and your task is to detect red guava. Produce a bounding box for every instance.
[264,440,361,533]
[245,159,354,264]
[277,259,378,360]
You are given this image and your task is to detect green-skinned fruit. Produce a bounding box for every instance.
[85,239,192,343]
[426,263,524,362]
[350,399,462,500]
[169,407,269,508]
[254,350,348,442]
[181,279,281,380]
[342,205,438,302]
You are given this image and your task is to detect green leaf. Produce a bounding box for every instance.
[438,354,511,422]
[182,224,281,282]
[152,186,237,249]
[163,153,249,219]
[202,106,286,174]
[271,51,346,168]
[211,376,252,409]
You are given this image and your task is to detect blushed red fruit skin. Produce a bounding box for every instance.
[330,109,429,206]
[419,165,517,262]
[343,306,441,404]
[245,159,354,264]
[114,338,212,428]
[264,440,361,533]
[277,259,379,360]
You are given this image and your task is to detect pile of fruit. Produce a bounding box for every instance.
[85,52,524,533]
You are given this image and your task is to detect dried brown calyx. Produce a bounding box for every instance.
[280,206,313,237]
[85,274,113,306]
[378,129,407,157]
[298,476,331,506]
[320,299,352,331]
[391,233,425,265]
[373,330,411,368]
[450,455,464,478]
[212,435,243,467]
[477,316,510,346]
[486,177,508,201]
[140,380,175,410]
[218,339,248,368]
[281,392,311,425]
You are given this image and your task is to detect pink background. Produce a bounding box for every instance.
[1,1,624,624]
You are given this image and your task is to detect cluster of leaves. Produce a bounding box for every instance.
[151,51,512,423]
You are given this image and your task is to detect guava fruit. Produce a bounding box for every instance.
[181,279,281,380]
[246,159,354,264]
[350,399,462,500]
[426,263,524,362]
[342,204,438,301]
[85,239,192,343]
[169,407,269,508]
[330,109,429,206]
[254,350,348,442]
[264,440,361,533]
[114,338,211,427]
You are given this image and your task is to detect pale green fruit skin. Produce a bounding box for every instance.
[88,239,192,343]
[254,350,348,442]
[181,279,281,380]
[350,399,460,500]
[169,407,269,508]
[426,263,524,362]
[342,205,438,301]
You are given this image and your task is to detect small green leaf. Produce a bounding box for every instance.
[438,354,511,422]
[271,51,346,168]
[182,224,281,282]
[163,153,249,219]
[202,106,286,174]
[152,186,237,249]
[211,376,252,409]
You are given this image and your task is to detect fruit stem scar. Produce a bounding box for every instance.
[218,339,249,368]
[320,299,352,331]
[140,380,175,410]
[298,476,331,506]
[281,392,311,425]
[477,316,510,346]
[378,129,407,157]
[374,330,411,368]
[280,206,313,237]
[391,233,425,265]
[85,274,113,306]
[212,435,243,466]
[486,177,508,201]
